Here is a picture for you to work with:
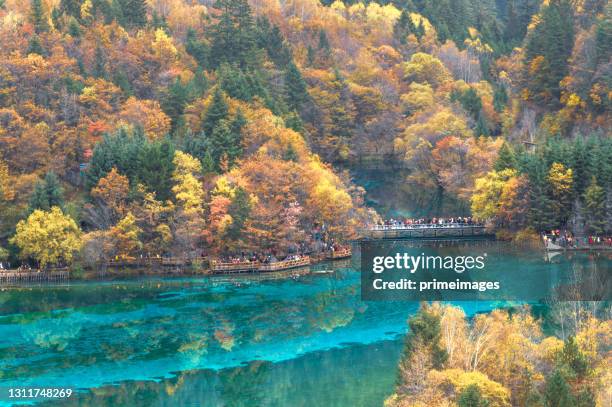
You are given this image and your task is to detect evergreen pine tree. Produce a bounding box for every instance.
[494,142,517,171]
[458,384,489,407]
[27,35,45,56]
[284,111,304,134]
[226,186,251,239]
[59,0,81,17]
[595,4,611,64]
[527,161,556,231]
[398,304,448,389]
[524,0,574,105]
[29,181,49,212]
[493,86,508,112]
[92,45,106,78]
[136,137,175,201]
[29,172,64,212]
[393,10,417,45]
[113,69,133,96]
[284,62,309,112]
[416,20,426,39]
[318,29,330,51]
[209,0,257,69]
[267,25,291,67]
[575,389,596,407]
[328,70,356,139]
[150,10,168,31]
[559,336,589,378]
[208,109,246,169]
[306,45,315,67]
[203,88,229,136]
[67,17,81,37]
[162,79,189,130]
[583,177,606,236]
[544,370,574,407]
[283,142,298,162]
[30,0,50,34]
[120,0,147,28]
[192,68,209,96]
[210,120,233,170]
[185,28,208,68]
[111,0,125,26]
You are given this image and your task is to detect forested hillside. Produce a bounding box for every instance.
[0,0,610,266]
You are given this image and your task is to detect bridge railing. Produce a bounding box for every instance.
[367,223,484,231]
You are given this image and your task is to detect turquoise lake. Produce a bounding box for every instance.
[0,242,609,406]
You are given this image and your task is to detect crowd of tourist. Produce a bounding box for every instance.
[375,216,479,229]
[218,253,308,265]
[544,230,612,248]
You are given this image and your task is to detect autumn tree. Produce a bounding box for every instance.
[171,151,206,257]
[10,207,82,268]
[471,169,517,222]
[87,167,131,227]
[108,212,142,257]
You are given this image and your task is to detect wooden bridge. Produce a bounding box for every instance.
[361,224,490,239]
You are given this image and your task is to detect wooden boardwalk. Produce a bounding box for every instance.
[210,257,311,274]
[0,269,69,285]
[104,257,208,268]
[326,248,352,260]
[361,224,489,239]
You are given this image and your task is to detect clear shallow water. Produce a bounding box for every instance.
[0,244,609,406]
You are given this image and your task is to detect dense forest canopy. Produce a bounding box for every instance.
[0,0,610,266]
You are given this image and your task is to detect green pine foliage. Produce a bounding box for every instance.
[27,35,45,56]
[30,0,50,34]
[399,304,448,380]
[85,128,175,200]
[284,62,309,112]
[583,177,607,235]
[202,88,229,136]
[209,0,257,69]
[544,370,574,407]
[393,10,417,45]
[524,0,574,106]
[458,384,490,407]
[28,172,65,212]
[494,142,518,171]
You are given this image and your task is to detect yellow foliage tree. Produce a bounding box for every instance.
[171,151,206,256]
[91,167,130,220]
[471,169,517,221]
[403,53,451,88]
[10,207,82,268]
[109,212,142,257]
[426,369,511,407]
